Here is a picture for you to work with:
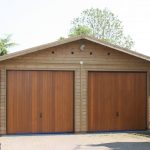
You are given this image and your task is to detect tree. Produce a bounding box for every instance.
[69,25,92,37]
[0,35,16,56]
[69,8,134,49]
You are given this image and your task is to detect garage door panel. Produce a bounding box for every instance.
[63,72,74,132]
[88,72,147,132]
[54,72,74,132]
[41,72,54,133]
[7,71,74,134]
[88,72,120,131]
[118,73,147,130]
[30,71,40,133]
[7,71,33,134]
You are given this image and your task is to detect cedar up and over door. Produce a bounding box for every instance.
[7,71,74,134]
[88,72,147,131]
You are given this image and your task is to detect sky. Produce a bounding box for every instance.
[0,0,150,56]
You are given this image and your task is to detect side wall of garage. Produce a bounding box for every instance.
[0,40,150,134]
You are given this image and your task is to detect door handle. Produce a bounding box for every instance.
[40,113,42,118]
[116,112,119,117]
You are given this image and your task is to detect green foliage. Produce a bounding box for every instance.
[69,25,92,37]
[0,35,16,56]
[70,8,134,49]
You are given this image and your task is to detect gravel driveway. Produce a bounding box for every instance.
[0,133,150,150]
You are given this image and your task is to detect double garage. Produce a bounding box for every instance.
[0,36,150,134]
[7,71,146,134]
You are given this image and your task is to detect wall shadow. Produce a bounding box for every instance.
[86,142,150,150]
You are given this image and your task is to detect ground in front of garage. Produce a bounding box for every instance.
[1,132,150,150]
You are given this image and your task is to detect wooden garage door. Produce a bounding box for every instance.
[88,72,147,132]
[7,71,74,134]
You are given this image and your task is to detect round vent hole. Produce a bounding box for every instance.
[107,52,111,56]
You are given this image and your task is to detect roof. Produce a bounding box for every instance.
[0,35,150,62]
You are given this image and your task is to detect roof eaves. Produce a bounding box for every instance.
[0,36,83,61]
[84,36,150,62]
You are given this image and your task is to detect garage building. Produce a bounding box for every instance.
[0,36,150,134]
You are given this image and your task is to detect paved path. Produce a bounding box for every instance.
[0,133,150,150]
